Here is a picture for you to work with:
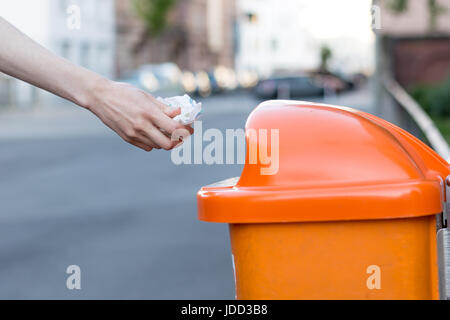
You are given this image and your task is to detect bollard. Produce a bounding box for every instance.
[197,100,450,300]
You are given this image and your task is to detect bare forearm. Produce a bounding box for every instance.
[0,17,102,108]
[0,17,192,151]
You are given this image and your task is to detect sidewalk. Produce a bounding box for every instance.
[0,103,110,140]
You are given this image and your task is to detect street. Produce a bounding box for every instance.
[0,89,372,298]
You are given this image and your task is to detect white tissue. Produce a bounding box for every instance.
[157,94,202,125]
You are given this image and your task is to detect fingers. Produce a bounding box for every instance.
[171,126,193,141]
[170,126,193,149]
[135,133,161,150]
[135,142,153,152]
[134,113,179,150]
[117,125,160,152]
[96,81,195,152]
[130,115,193,151]
[132,92,195,150]
[153,98,181,118]
[152,112,182,136]
[128,139,154,152]
[147,126,176,150]
[165,106,181,118]
[148,96,191,137]
[184,125,194,136]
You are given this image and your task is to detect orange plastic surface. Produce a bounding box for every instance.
[230,216,439,300]
[198,101,450,223]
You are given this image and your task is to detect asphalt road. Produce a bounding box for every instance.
[0,89,371,299]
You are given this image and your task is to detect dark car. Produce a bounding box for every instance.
[207,71,222,94]
[255,76,324,99]
[312,71,356,93]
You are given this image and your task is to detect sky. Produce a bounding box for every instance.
[295,0,375,73]
[296,0,374,42]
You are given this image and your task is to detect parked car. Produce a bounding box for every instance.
[237,70,259,89]
[255,76,324,99]
[213,66,238,91]
[181,70,197,94]
[183,66,244,97]
[207,71,222,94]
[195,71,212,97]
[119,63,183,96]
[312,71,356,93]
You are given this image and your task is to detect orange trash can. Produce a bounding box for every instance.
[197,101,450,300]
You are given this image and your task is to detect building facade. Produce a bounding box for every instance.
[235,0,313,77]
[115,0,236,77]
[235,0,374,77]
[375,0,450,87]
[0,0,115,108]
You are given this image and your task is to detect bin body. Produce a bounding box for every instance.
[230,216,439,300]
[197,101,450,300]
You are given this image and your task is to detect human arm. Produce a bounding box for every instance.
[0,17,191,151]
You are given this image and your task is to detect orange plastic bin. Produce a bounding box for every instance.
[197,101,450,300]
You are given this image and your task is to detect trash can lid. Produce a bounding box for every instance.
[197,101,450,223]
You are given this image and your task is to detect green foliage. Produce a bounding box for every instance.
[319,45,332,72]
[428,0,447,32]
[430,116,450,143]
[387,0,447,32]
[133,0,177,35]
[410,76,450,117]
[388,0,408,14]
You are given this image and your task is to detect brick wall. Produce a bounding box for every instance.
[392,38,450,87]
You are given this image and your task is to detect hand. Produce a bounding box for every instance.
[0,17,194,151]
[86,79,193,151]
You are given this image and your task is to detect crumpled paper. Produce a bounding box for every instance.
[157,94,202,125]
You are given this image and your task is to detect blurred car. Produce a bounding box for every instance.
[184,66,243,97]
[195,71,212,97]
[207,71,222,94]
[334,72,355,90]
[315,74,347,93]
[181,71,197,94]
[255,75,324,99]
[237,70,259,89]
[182,70,217,97]
[312,71,355,93]
[119,63,183,96]
[214,66,238,91]
[351,72,369,88]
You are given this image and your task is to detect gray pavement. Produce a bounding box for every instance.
[0,88,372,299]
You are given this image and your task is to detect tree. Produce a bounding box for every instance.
[387,0,446,32]
[428,0,446,32]
[319,45,332,73]
[131,0,180,55]
[387,0,408,13]
[133,0,177,35]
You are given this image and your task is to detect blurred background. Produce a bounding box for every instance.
[0,0,449,298]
